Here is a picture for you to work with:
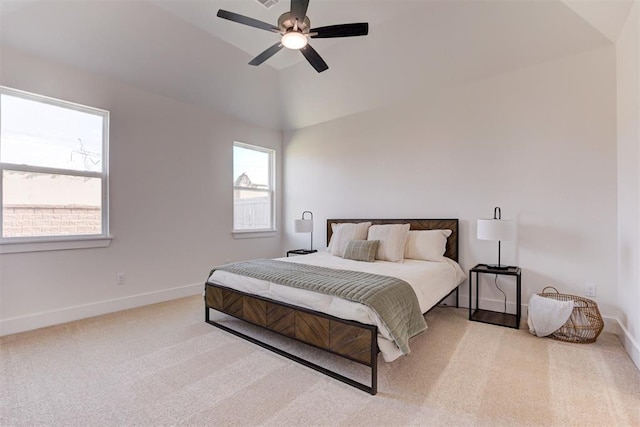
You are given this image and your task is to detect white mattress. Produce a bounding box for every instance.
[208,252,466,362]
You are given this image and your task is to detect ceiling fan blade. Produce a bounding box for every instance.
[249,42,284,66]
[300,44,328,73]
[310,23,369,38]
[217,10,279,33]
[290,0,310,23]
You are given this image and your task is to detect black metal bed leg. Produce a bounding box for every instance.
[370,328,378,395]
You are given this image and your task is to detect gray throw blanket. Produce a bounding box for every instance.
[211,259,427,355]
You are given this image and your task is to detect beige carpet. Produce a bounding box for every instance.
[1,295,639,426]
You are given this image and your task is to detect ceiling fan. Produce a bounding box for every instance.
[216,0,368,73]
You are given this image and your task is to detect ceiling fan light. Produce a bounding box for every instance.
[281,31,308,49]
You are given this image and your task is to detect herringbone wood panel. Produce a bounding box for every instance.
[243,297,266,327]
[294,311,330,349]
[223,290,243,318]
[329,321,372,364]
[205,286,224,311]
[266,303,295,337]
[205,285,374,367]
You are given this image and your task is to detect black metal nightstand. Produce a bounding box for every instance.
[286,249,318,257]
[469,264,521,329]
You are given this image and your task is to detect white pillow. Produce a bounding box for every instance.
[404,229,452,261]
[367,224,410,262]
[329,222,372,257]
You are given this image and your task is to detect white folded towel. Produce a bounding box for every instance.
[527,293,574,337]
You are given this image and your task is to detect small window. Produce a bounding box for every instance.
[233,142,275,232]
[0,86,109,243]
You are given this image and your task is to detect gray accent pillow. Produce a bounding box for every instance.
[343,240,380,262]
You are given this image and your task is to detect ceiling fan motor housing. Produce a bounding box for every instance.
[278,12,310,33]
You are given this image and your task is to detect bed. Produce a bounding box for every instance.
[204,218,464,395]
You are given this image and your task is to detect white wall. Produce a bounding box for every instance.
[0,47,283,335]
[284,46,618,319]
[616,0,640,368]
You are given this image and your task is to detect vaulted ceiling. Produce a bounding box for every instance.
[0,0,634,130]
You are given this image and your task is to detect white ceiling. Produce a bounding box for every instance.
[0,0,633,130]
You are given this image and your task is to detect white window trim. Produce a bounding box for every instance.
[0,86,110,252]
[232,141,276,235]
[232,230,277,239]
[0,236,112,254]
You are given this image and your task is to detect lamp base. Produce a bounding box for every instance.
[288,249,317,256]
[484,264,510,271]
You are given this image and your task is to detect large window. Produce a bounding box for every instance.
[233,142,275,232]
[0,86,109,244]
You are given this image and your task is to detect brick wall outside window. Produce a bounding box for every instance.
[3,205,101,237]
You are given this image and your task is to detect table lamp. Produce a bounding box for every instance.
[477,207,516,270]
[294,211,313,251]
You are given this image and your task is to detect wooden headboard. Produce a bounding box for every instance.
[327,219,459,262]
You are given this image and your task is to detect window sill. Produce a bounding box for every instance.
[232,230,277,239]
[0,236,113,254]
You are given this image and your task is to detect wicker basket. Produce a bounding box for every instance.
[537,286,604,343]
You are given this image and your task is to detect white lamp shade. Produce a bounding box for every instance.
[477,219,516,241]
[294,219,313,233]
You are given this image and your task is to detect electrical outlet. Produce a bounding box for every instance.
[585,283,596,297]
[117,273,126,285]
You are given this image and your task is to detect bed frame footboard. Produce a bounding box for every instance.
[205,283,379,395]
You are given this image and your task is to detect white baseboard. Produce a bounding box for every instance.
[611,317,640,372]
[0,283,204,337]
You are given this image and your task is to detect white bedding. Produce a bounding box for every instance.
[208,251,466,362]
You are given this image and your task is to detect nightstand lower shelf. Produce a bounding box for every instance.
[470,309,519,329]
[469,264,522,330]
